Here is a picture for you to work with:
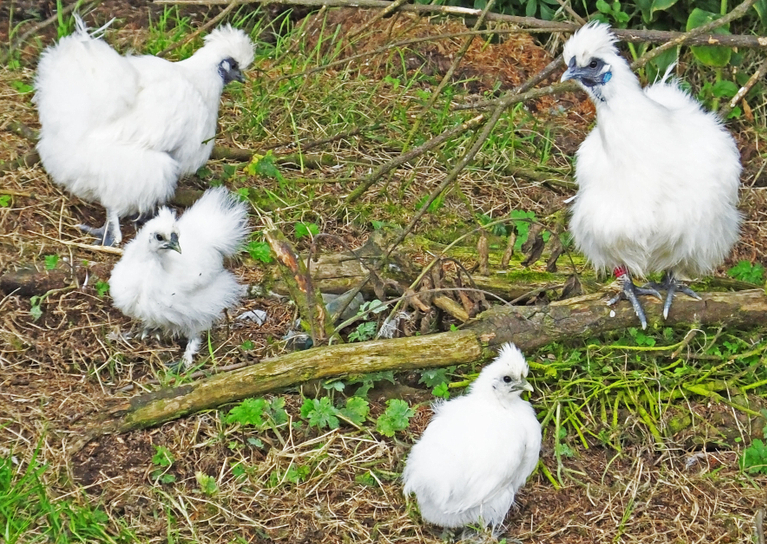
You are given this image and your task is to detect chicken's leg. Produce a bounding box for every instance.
[607,266,662,330]
[645,270,701,319]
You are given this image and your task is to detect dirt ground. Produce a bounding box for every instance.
[2,2,767,543]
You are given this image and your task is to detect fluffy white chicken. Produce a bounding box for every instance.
[402,343,541,529]
[34,17,254,246]
[109,187,250,369]
[562,22,741,328]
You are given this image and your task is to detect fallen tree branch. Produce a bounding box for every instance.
[74,288,767,447]
[157,0,767,50]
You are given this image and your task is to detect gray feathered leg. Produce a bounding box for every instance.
[77,208,122,246]
[607,269,662,330]
[645,270,702,319]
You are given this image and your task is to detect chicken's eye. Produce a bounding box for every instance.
[503,376,512,383]
[589,60,598,68]
[155,233,164,241]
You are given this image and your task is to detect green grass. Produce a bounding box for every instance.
[0,448,134,543]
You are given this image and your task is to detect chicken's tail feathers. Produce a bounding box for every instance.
[179,187,251,257]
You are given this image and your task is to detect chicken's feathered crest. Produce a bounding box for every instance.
[202,25,254,72]
[470,342,529,395]
[563,21,618,68]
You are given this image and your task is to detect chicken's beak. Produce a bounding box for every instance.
[561,57,577,82]
[163,232,182,253]
[230,66,245,83]
[521,380,534,393]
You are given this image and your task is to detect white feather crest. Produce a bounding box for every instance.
[203,24,255,70]
[563,21,618,66]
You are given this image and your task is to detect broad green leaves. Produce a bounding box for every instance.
[686,9,732,67]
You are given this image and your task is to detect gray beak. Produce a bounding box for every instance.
[561,57,579,82]
[231,66,245,83]
[520,380,534,393]
[509,379,534,393]
[561,67,576,82]
[163,232,181,253]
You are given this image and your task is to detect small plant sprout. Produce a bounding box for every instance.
[150,445,176,484]
[43,254,59,270]
[727,260,765,284]
[375,399,415,437]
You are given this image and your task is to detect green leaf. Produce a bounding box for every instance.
[245,150,284,181]
[0,194,11,207]
[295,222,320,239]
[686,9,732,67]
[226,398,269,427]
[595,0,611,13]
[95,280,110,298]
[432,382,450,399]
[712,80,738,99]
[44,254,59,271]
[419,368,451,388]
[754,0,767,26]
[152,445,175,468]
[509,210,536,251]
[348,321,377,342]
[375,399,415,437]
[339,397,370,426]
[195,471,218,496]
[246,240,274,263]
[267,397,289,426]
[742,439,767,474]
[300,397,340,429]
[727,260,765,284]
[10,80,33,94]
[29,296,43,321]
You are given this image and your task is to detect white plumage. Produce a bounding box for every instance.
[34,18,254,246]
[402,343,541,529]
[562,22,741,328]
[109,188,250,368]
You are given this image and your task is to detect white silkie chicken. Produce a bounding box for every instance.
[109,188,250,369]
[402,343,541,529]
[562,22,741,328]
[34,17,254,246]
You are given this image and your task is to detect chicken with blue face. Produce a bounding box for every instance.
[34,17,254,246]
[561,22,741,328]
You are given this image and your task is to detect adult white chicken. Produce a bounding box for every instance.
[109,188,250,369]
[402,343,541,530]
[34,17,254,246]
[562,22,741,328]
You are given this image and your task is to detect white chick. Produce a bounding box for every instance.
[561,22,741,328]
[402,343,541,529]
[109,187,250,369]
[34,17,254,246]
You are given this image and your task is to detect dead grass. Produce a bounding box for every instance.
[2,3,767,543]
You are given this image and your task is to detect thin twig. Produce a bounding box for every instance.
[385,79,577,257]
[344,114,485,204]
[403,0,496,150]
[157,0,767,49]
[158,2,237,57]
[631,0,760,70]
[277,27,562,83]
[347,0,410,40]
[36,233,124,255]
[720,56,767,118]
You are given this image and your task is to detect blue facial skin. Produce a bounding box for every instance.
[218,57,244,84]
[562,57,612,88]
[561,57,612,102]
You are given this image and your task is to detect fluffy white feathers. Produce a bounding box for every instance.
[34,18,254,246]
[402,344,541,529]
[562,22,741,279]
[109,188,250,368]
